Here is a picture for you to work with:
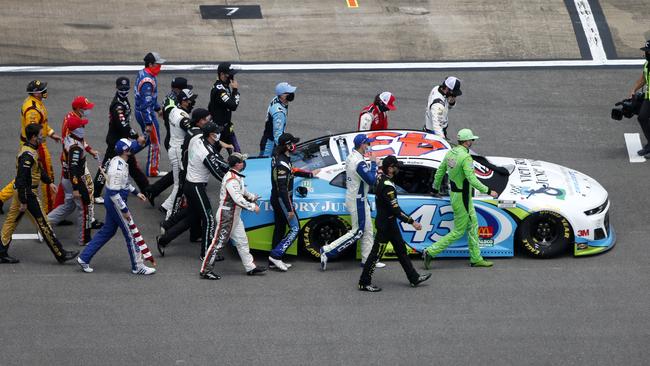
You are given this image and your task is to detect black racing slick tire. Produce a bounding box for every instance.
[517,211,572,258]
[300,215,350,261]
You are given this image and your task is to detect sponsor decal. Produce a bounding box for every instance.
[474,161,494,179]
[365,131,448,158]
[577,229,589,237]
[510,184,566,200]
[577,243,588,250]
[478,226,494,239]
[514,159,550,185]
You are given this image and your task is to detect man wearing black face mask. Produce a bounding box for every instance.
[268,133,320,271]
[424,76,462,138]
[93,77,149,203]
[208,62,241,155]
[162,77,193,151]
[358,91,397,131]
[630,40,650,157]
[259,82,297,157]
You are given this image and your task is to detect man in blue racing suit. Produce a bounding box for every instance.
[77,138,155,275]
[134,52,166,177]
[319,133,379,270]
[259,82,296,157]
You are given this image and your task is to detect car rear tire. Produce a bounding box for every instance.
[517,211,571,258]
[300,215,350,261]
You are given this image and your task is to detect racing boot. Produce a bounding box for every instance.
[268,256,288,272]
[156,235,165,257]
[410,273,432,287]
[319,247,328,271]
[57,219,74,226]
[200,270,221,280]
[90,219,104,230]
[76,256,93,273]
[132,265,156,275]
[0,246,19,264]
[423,250,434,270]
[143,188,155,208]
[358,284,382,292]
[246,266,267,276]
[470,259,493,268]
[57,249,80,264]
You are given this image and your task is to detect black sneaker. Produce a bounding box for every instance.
[410,273,432,287]
[0,200,4,215]
[638,146,650,156]
[358,284,382,292]
[190,237,203,243]
[144,190,155,207]
[156,235,165,257]
[57,220,74,226]
[0,253,19,264]
[158,206,167,215]
[247,266,267,276]
[90,220,104,230]
[200,270,221,280]
[57,249,79,264]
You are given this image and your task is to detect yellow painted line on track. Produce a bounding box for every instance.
[346,0,358,8]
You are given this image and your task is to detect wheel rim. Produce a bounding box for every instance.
[532,217,559,247]
[315,222,338,245]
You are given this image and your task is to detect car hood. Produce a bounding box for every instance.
[485,157,608,211]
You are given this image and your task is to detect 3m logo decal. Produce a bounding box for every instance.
[577,229,589,237]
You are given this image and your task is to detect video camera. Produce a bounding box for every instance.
[611,91,644,120]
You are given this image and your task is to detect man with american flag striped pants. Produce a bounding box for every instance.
[77,138,156,274]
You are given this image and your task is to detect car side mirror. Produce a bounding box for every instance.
[296,186,308,197]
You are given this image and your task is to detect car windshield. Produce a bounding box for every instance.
[291,137,338,170]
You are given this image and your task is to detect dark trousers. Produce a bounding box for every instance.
[93,147,149,198]
[638,99,650,146]
[359,219,419,286]
[145,170,173,199]
[159,206,201,246]
[183,182,214,257]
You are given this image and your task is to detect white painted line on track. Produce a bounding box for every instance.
[0,59,644,73]
[624,133,646,163]
[12,233,40,240]
[574,0,607,63]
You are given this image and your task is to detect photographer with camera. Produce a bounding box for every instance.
[629,40,650,157]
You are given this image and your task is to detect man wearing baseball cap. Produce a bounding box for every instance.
[0,80,62,215]
[208,62,241,155]
[320,133,379,270]
[424,76,462,138]
[423,128,498,269]
[629,40,650,157]
[268,133,320,271]
[53,96,99,228]
[94,77,149,205]
[259,82,297,157]
[162,77,193,151]
[48,114,94,246]
[134,51,167,177]
[358,91,397,131]
[359,155,431,292]
[201,152,267,279]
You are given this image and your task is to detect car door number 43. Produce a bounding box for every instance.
[400,204,454,243]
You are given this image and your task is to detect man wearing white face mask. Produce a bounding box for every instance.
[48,114,94,246]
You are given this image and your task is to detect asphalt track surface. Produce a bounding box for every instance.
[0,68,649,365]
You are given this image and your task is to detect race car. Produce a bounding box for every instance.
[241,129,615,259]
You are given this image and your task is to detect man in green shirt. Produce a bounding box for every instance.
[423,128,498,269]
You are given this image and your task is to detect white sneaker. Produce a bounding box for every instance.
[132,265,156,275]
[94,197,104,204]
[36,231,43,243]
[268,256,288,272]
[156,171,168,177]
[375,262,386,268]
[77,257,94,273]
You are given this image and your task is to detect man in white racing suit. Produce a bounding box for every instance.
[424,76,462,138]
[200,153,266,280]
[320,133,379,270]
[160,88,196,217]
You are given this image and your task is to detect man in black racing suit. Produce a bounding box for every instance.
[358,155,431,292]
[93,77,149,202]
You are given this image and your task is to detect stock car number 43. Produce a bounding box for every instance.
[241,130,615,259]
